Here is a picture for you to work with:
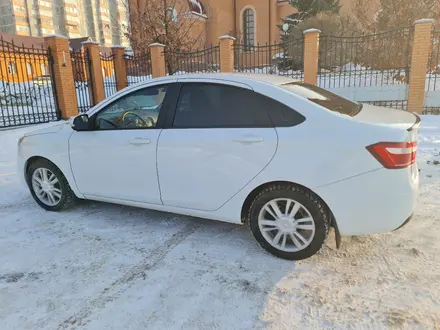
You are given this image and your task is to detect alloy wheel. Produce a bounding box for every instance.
[258,198,316,252]
[31,168,62,206]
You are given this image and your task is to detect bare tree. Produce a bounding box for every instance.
[124,0,206,52]
[352,0,440,33]
[118,0,208,74]
[348,0,439,81]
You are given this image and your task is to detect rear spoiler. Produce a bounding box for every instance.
[407,113,421,132]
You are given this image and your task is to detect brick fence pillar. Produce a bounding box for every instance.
[219,36,235,73]
[408,19,435,114]
[44,35,78,119]
[149,43,166,78]
[303,29,321,86]
[112,46,127,91]
[82,41,105,105]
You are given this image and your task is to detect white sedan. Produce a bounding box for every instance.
[17,74,420,260]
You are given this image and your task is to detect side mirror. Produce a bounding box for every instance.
[72,114,91,131]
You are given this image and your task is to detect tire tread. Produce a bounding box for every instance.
[27,159,77,211]
[247,183,329,260]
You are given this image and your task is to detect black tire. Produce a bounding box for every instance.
[248,183,330,260]
[27,159,77,211]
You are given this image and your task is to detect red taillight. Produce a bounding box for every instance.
[366,141,417,169]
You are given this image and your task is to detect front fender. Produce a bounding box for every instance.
[18,126,84,199]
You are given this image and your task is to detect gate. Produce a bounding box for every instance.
[0,37,59,127]
[233,39,304,80]
[70,49,94,113]
[124,52,152,86]
[318,27,414,109]
[100,53,117,98]
[165,46,220,75]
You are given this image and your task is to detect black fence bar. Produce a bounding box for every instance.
[70,49,93,113]
[427,31,440,92]
[165,46,220,75]
[360,100,408,110]
[423,106,440,115]
[124,52,152,86]
[0,36,59,127]
[233,38,304,80]
[318,27,414,89]
[100,53,117,98]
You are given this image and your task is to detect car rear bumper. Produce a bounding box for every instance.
[315,167,419,236]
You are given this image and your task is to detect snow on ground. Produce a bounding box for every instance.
[1,116,440,329]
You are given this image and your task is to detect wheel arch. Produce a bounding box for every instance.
[24,155,82,199]
[25,156,59,178]
[240,180,341,248]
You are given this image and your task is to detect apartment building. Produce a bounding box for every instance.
[0,0,129,46]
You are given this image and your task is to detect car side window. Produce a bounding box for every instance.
[94,86,168,130]
[256,94,306,127]
[173,83,272,128]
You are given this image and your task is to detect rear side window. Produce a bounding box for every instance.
[282,82,361,117]
[257,94,305,127]
[173,83,272,128]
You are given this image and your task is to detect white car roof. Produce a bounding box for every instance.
[175,73,300,86]
[130,73,300,89]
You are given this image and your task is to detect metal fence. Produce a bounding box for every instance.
[233,38,304,80]
[424,31,440,114]
[0,37,59,127]
[165,46,220,75]
[318,27,413,89]
[124,52,152,86]
[427,31,440,92]
[70,49,93,113]
[362,100,408,110]
[100,53,117,98]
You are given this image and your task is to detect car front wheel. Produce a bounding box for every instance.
[27,159,76,211]
[248,184,330,260]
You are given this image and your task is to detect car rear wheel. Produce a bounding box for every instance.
[248,184,329,260]
[27,159,76,211]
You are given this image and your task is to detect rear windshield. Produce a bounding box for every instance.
[281,82,361,117]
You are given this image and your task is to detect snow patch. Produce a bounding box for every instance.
[1,116,440,328]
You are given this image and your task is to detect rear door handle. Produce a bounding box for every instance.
[233,136,264,144]
[129,138,151,145]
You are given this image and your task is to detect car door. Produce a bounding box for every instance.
[157,80,278,211]
[69,83,175,204]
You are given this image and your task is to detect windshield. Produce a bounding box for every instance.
[281,82,362,117]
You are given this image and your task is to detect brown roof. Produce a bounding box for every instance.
[0,32,119,55]
[0,32,46,49]
[69,37,91,51]
[68,38,113,55]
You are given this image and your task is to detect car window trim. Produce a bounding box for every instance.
[89,83,178,131]
[163,83,183,129]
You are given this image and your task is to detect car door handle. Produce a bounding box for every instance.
[233,136,264,144]
[129,138,151,145]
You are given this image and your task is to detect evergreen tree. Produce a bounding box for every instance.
[279,0,341,36]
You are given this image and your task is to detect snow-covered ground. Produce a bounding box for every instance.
[1,117,440,329]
